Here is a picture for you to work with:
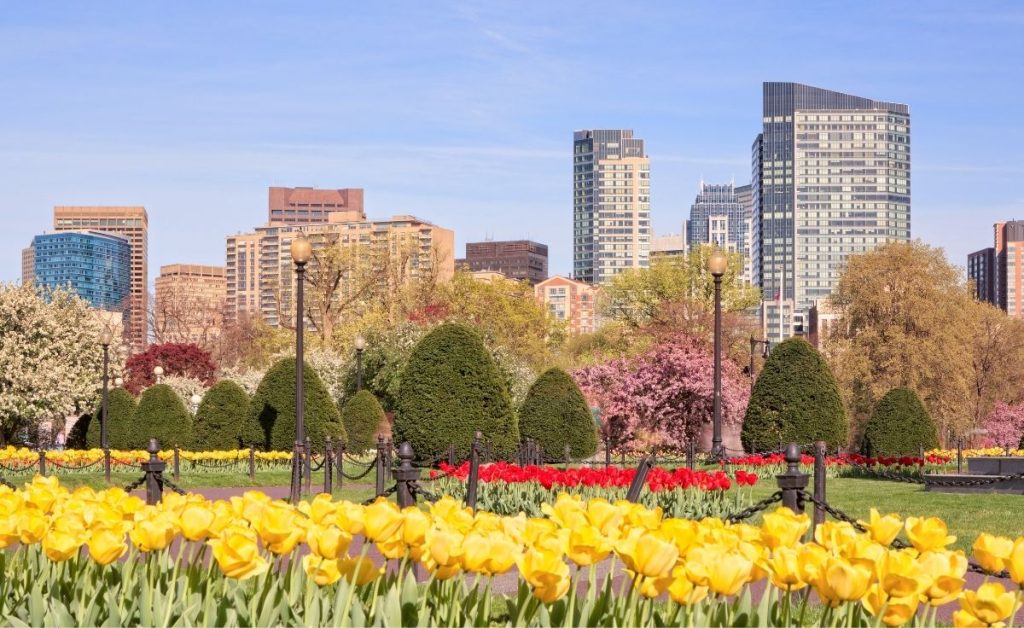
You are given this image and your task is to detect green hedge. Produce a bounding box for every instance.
[126,384,192,449]
[741,338,848,452]
[863,387,937,456]
[82,388,137,449]
[341,390,386,454]
[248,358,346,452]
[192,380,252,451]
[395,323,518,461]
[518,367,598,461]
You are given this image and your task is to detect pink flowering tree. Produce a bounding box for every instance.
[982,402,1024,449]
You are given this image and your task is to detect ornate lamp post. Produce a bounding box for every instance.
[748,335,770,392]
[708,248,728,460]
[153,365,164,385]
[289,234,312,504]
[99,328,113,483]
[354,335,366,391]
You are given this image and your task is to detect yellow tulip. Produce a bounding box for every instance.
[1008,537,1024,586]
[338,555,381,586]
[524,518,558,545]
[862,583,919,627]
[517,546,570,604]
[972,533,1014,574]
[335,501,365,536]
[905,516,956,553]
[401,507,430,560]
[42,528,82,562]
[585,498,623,539]
[129,512,177,552]
[957,582,1019,626]
[761,507,810,550]
[230,490,271,524]
[376,530,408,561]
[427,526,464,571]
[308,524,352,560]
[668,565,709,606]
[686,545,752,596]
[25,475,61,513]
[617,500,663,530]
[541,493,587,530]
[178,503,216,542]
[881,549,924,598]
[857,508,903,546]
[256,503,305,555]
[363,499,404,542]
[460,531,493,574]
[813,520,858,553]
[660,518,699,555]
[17,511,47,545]
[88,527,127,566]
[0,515,18,550]
[485,531,521,575]
[302,554,342,586]
[616,529,678,578]
[208,526,269,580]
[566,524,611,566]
[301,494,337,525]
[765,547,806,591]
[429,497,473,532]
[814,557,874,607]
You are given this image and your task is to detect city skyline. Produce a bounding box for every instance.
[2,2,1023,286]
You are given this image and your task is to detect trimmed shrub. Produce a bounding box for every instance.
[248,358,346,452]
[863,387,937,456]
[84,388,137,449]
[741,337,848,452]
[518,367,598,461]
[395,322,518,461]
[192,380,252,451]
[127,384,192,449]
[66,413,91,450]
[341,390,386,454]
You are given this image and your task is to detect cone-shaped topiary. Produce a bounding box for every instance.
[341,390,386,454]
[66,412,91,450]
[518,367,598,461]
[395,322,518,461]
[192,380,252,451]
[741,337,848,452]
[248,358,346,452]
[127,384,192,449]
[84,388,137,449]
[863,387,937,456]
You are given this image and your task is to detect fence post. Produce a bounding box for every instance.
[38,449,46,476]
[103,447,112,484]
[248,447,256,481]
[687,440,695,471]
[375,435,386,497]
[626,456,653,502]
[141,438,166,506]
[564,443,571,467]
[304,436,313,496]
[393,442,419,509]
[323,437,333,495]
[776,443,809,514]
[173,445,180,481]
[467,431,481,511]
[336,442,344,489]
[812,441,827,534]
[604,436,611,467]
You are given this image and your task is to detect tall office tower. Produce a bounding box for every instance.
[686,182,751,280]
[969,221,1024,317]
[53,206,149,348]
[154,264,226,346]
[461,240,548,284]
[268,187,365,225]
[735,184,754,282]
[572,129,651,285]
[21,244,35,285]
[30,231,131,310]
[225,232,262,326]
[753,83,910,341]
[968,247,996,306]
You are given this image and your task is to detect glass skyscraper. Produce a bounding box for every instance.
[686,182,751,279]
[752,82,910,341]
[573,129,651,285]
[31,230,132,311]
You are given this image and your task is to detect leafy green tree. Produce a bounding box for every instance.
[742,338,848,451]
[518,368,598,460]
[341,390,386,454]
[127,384,192,449]
[395,323,518,461]
[248,358,346,451]
[192,380,252,451]
[84,388,137,449]
[863,387,938,456]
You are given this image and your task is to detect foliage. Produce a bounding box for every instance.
[340,390,386,454]
[248,358,345,452]
[0,283,104,445]
[862,387,938,456]
[127,384,192,449]
[965,303,1024,431]
[218,366,265,396]
[395,322,518,461]
[124,343,217,395]
[192,380,252,451]
[742,337,848,452]
[981,402,1024,450]
[518,368,598,460]
[84,387,137,449]
[161,375,209,409]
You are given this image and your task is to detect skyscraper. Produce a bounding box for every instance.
[268,187,365,225]
[686,182,751,279]
[752,83,911,341]
[968,221,1024,317]
[53,206,149,348]
[968,247,996,306]
[460,240,548,284]
[30,231,131,311]
[573,129,651,285]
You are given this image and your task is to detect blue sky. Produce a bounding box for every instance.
[2,1,1023,283]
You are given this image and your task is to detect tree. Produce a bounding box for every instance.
[863,387,938,456]
[127,384,192,449]
[518,368,598,460]
[0,283,104,445]
[742,337,848,452]
[341,390,386,453]
[982,402,1024,450]
[84,387,137,449]
[248,358,346,451]
[395,323,518,461]
[966,303,1024,432]
[124,343,217,395]
[193,380,252,451]
[149,284,225,350]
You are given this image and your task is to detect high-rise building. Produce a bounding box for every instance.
[573,129,651,285]
[21,244,35,285]
[53,206,149,348]
[968,247,996,306]
[225,232,262,326]
[735,184,754,282]
[268,187,365,225]
[752,83,910,341]
[686,182,751,279]
[969,221,1024,317]
[30,231,132,311]
[460,240,548,284]
[650,233,687,260]
[535,275,601,335]
[154,264,227,346]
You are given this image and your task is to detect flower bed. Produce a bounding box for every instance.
[723,452,955,480]
[0,446,295,474]
[0,475,1020,626]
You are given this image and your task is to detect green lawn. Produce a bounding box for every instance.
[747,477,1022,551]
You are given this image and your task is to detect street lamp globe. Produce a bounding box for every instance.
[114,377,124,387]
[354,335,366,352]
[708,248,728,277]
[290,236,313,265]
[99,328,113,347]
[190,393,202,408]
[153,366,164,377]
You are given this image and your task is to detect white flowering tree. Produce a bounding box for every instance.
[160,375,210,411]
[0,283,103,445]
[218,367,264,396]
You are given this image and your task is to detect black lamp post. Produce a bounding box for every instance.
[99,328,113,483]
[748,335,770,392]
[354,335,366,391]
[708,248,728,460]
[290,234,312,504]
